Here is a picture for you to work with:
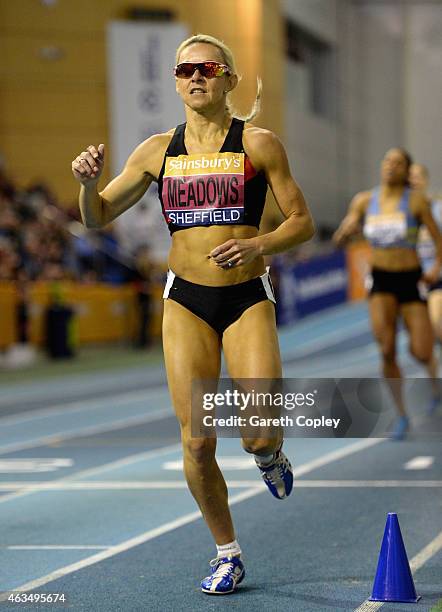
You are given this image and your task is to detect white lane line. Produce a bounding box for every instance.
[6,546,110,550]
[286,330,411,377]
[0,442,182,505]
[0,459,73,473]
[0,389,157,425]
[163,456,255,470]
[294,438,382,477]
[0,438,383,598]
[0,481,192,491]
[0,489,259,600]
[282,319,369,360]
[0,481,191,491]
[354,530,442,611]
[409,530,442,572]
[1,479,441,491]
[355,603,383,612]
[404,456,435,470]
[0,372,166,410]
[0,406,174,456]
[67,443,183,480]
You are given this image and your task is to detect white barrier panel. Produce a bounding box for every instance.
[107,21,188,259]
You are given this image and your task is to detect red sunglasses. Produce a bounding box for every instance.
[174,61,231,79]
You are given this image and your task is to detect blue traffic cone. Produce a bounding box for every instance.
[370,513,421,603]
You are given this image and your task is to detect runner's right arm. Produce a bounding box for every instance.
[72,137,164,228]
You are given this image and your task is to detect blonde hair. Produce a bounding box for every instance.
[175,33,262,123]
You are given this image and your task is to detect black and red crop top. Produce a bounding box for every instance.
[157,117,268,235]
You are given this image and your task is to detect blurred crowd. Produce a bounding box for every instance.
[0,164,336,288]
[0,166,148,285]
[0,165,159,353]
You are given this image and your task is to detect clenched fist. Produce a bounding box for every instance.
[72,144,105,184]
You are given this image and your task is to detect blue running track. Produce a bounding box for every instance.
[0,302,441,611]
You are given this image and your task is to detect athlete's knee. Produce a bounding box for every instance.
[379,342,396,364]
[373,327,395,359]
[183,436,216,465]
[241,436,279,455]
[409,342,432,363]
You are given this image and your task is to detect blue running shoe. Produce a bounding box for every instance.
[391,415,409,441]
[255,449,293,499]
[201,555,245,595]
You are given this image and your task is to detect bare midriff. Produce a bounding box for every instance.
[168,225,266,286]
[371,247,421,272]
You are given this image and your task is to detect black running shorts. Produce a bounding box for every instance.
[163,269,276,335]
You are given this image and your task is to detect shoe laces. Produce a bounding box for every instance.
[209,557,235,579]
[263,454,287,485]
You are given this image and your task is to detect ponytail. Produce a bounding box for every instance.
[227,77,262,123]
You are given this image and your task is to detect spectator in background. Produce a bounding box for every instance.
[20,224,46,280]
[98,224,128,284]
[0,166,134,286]
[73,231,99,282]
[0,237,20,280]
[0,197,20,243]
[16,279,31,344]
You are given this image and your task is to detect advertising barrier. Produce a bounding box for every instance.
[0,281,165,348]
[275,250,348,325]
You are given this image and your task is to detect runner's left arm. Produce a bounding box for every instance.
[252,130,315,255]
[210,130,314,267]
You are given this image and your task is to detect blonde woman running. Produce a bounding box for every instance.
[73,34,314,595]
